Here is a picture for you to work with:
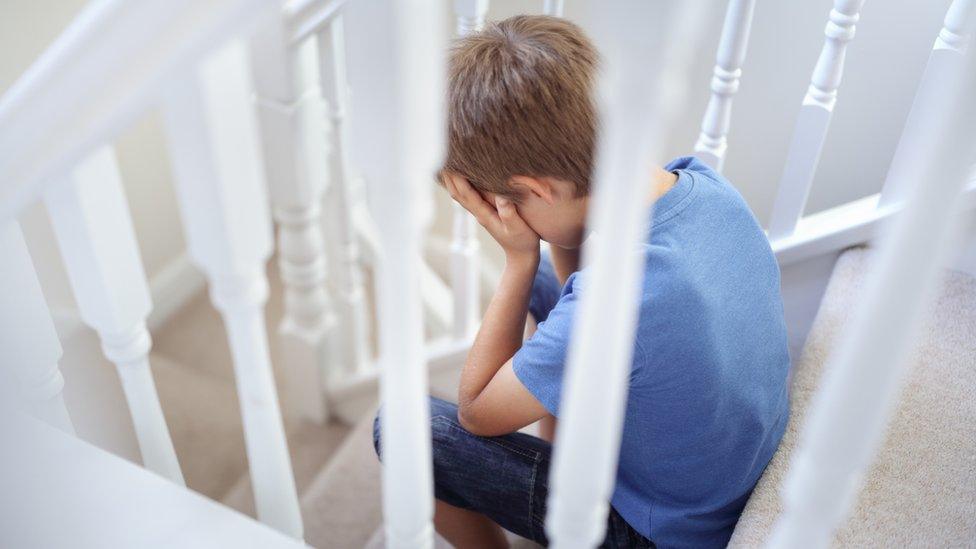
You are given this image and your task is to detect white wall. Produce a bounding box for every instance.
[1,0,956,312]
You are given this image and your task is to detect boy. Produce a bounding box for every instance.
[374,15,790,549]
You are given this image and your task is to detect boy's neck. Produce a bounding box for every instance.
[646,165,679,206]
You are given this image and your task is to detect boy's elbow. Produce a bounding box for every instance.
[457,403,496,437]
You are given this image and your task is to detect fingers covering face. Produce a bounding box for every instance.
[444,173,499,228]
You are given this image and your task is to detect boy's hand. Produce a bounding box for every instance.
[444,173,540,265]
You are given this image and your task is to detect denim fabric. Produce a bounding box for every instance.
[373,397,654,548]
[512,157,792,547]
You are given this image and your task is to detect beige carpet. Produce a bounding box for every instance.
[729,247,976,547]
[149,263,353,509]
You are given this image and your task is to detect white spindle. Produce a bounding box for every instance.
[879,0,975,207]
[543,0,565,17]
[44,146,183,484]
[545,1,687,546]
[317,13,372,377]
[0,221,74,434]
[694,0,756,172]
[767,0,866,240]
[342,0,447,546]
[162,38,302,538]
[767,19,976,549]
[449,0,488,341]
[252,17,333,423]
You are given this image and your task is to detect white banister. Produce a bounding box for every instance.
[0,0,270,222]
[162,38,302,538]
[543,0,565,17]
[879,0,975,207]
[251,16,333,424]
[450,0,489,341]
[317,13,372,377]
[44,146,183,485]
[767,19,976,549]
[0,221,74,434]
[694,0,756,172]
[342,0,447,545]
[545,1,694,546]
[767,0,866,240]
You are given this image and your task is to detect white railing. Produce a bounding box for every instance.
[0,0,304,539]
[694,0,756,172]
[3,0,975,548]
[767,0,867,240]
[767,15,976,548]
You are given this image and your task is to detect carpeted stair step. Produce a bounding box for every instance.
[729,247,976,546]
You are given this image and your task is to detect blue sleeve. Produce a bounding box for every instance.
[512,272,581,417]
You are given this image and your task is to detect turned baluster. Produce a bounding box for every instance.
[251,16,333,423]
[162,38,302,538]
[44,145,183,484]
[0,221,74,434]
[448,0,489,341]
[879,0,976,207]
[544,1,687,547]
[543,0,564,17]
[767,24,976,549]
[767,0,867,240]
[694,0,756,172]
[316,12,372,377]
[342,0,448,545]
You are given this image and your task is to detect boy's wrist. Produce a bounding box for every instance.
[504,249,540,274]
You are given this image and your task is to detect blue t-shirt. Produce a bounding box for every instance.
[513,156,791,548]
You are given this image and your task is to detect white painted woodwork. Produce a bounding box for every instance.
[44,146,183,484]
[317,13,372,377]
[342,0,447,545]
[545,1,683,546]
[161,38,302,538]
[0,221,74,434]
[449,0,489,341]
[1,415,305,549]
[286,0,347,46]
[766,0,866,240]
[251,17,333,424]
[0,0,271,222]
[879,0,975,207]
[543,0,565,17]
[694,0,756,172]
[767,27,976,549]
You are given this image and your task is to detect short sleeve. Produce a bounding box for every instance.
[512,272,582,417]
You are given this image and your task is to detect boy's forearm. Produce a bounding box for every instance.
[458,253,539,407]
[549,245,581,286]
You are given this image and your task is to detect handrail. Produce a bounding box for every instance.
[0,0,273,222]
[285,0,347,45]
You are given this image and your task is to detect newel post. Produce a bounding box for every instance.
[251,15,334,423]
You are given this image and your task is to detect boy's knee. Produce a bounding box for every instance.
[372,409,382,459]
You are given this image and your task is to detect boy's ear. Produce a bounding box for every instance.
[510,175,555,205]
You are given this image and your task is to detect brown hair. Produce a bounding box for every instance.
[442,15,598,200]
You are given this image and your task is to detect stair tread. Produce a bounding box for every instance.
[730,247,976,546]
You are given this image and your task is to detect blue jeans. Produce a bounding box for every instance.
[373,398,653,547]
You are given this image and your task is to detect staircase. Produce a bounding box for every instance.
[730,247,976,546]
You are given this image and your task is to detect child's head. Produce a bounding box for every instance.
[442,15,597,248]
